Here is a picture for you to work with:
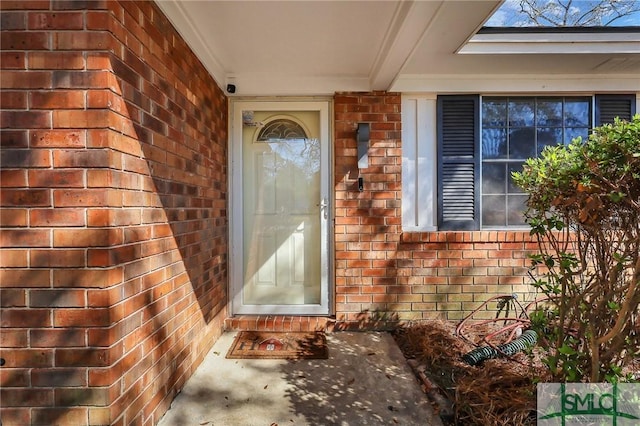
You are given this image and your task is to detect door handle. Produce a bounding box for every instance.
[317,198,328,219]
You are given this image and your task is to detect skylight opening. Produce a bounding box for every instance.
[485,0,640,28]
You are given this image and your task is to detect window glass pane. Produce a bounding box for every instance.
[565,99,590,127]
[537,127,563,155]
[508,99,534,127]
[537,99,563,126]
[507,195,528,226]
[482,195,507,226]
[508,127,535,158]
[565,127,589,144]
[508,162,525,194]
[482,195,506,227]
[482,128,507,159]
[482,98,507,126]
[482,162,506,193]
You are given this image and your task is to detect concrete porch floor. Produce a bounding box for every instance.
[157,331,443,425]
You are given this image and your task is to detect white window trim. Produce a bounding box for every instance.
[458,31,640,55]
[402,94,438,232]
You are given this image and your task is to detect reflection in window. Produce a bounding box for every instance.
[482,128,507,159]
[508,99,535,127]
[536,99,562,126]
[481,96,591,227]
[261,138,320,176]
[257,119,308,142]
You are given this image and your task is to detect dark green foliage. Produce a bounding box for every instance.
[513,115,640,382]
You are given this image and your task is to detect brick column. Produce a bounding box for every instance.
[334,92,403,328]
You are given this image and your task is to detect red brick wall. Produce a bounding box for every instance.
[0,1,228,425]
[334,92,539,329]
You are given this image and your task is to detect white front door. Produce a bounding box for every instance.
[230,101,330,315]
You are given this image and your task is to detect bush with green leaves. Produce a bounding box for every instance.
[513,115,640,383]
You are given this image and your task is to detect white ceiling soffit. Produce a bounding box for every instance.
[155,0,640,96]
[156,0,445,96]
[392,0,640,92]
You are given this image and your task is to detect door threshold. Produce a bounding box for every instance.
[224,315,334,332]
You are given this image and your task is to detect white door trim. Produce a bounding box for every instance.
[229,99,332,315]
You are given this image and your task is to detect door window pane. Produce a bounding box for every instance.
[242,111,322,306]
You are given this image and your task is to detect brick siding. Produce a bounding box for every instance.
[0,1,228,425]
[333,92,540,329]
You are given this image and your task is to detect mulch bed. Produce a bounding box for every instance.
[394,320,549,426]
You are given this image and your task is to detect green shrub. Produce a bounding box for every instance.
[513,115,640,383]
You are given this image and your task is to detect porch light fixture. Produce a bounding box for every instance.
[357,122,370,169]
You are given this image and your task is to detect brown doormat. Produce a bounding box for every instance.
[226,331,328,360]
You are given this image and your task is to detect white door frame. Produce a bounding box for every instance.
[229,99,332,315]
